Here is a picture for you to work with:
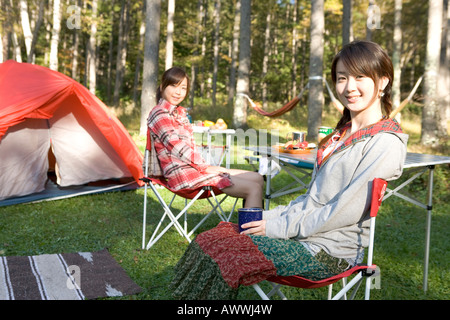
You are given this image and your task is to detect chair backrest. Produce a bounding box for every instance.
[366,178,387,267]
[146,128,152,151]
[370,178,388,218]
[144,128,164,177]
[266,178,388,290]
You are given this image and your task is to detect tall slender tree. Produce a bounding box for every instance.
[392,0,403,120]
[342,0,353,45]
[88,0,99,94]
[165,0,175,70]
[261,4,271,109]
[19,0,32,61]
[291,0,298,98]
[49,0,62,71]
[233,0,251,129]
[141,0,161,135]
[113,0,131,107]
[28,0,45,63]
[307,0,324,141]
[438,0,449,134]
[227,0,240,108]
[211,0,221,108]
[421,0,443,146]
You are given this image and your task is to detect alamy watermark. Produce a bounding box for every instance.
[367,4,382,30]
[190,128,280,167]
[66,4,382,31]
[66,5,81,30]
[66,265,81,290]
[367,266,381,290]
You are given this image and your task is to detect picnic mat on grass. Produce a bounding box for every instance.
[0,248,141,300]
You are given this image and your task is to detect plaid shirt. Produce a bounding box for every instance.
[316,118,404,169]
[147,100,232,191]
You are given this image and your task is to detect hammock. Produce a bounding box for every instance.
[240,77,344,118]
[389,75,423,119]
[242,74,423,119]
[237,83,308,118]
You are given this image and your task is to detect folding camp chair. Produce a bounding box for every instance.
[252,178,388,300]
[140,129,238,250]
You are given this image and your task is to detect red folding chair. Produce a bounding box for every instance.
[252,178,388,300]
[140,129,238,250]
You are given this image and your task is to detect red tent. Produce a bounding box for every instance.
[0,60,143,202]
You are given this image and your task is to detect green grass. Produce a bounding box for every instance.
[0,103,448,300]
[0,163,448,300]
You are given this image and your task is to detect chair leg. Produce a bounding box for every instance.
[327,284,333,300]
[226,198,239,222]
[252,284,270,300]
[268,282,287,300]
[332,273,363,300]
[145,188,205,249]
[142,183,149,250]
[184,198,188,234]
[364,276,372,300]
[252,282,287,300]
[342,278,348,300]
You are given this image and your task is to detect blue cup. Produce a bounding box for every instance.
[238,208,263,233]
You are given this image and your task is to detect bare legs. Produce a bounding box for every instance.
[214,167,264,208]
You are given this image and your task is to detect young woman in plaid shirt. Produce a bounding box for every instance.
[147,67,264,208]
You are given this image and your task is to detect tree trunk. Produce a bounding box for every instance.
[438,0,449,135]
[200,0,208,96]
[113,0,131,107]
[88,0,98,94]
[0,0,6,62]
[262,7,271,109]
[140,0,161,136]
[392,0,402,121]
[421,0,443,146]
[5,0,22,62]
[291,0,298,98]
[190,0,203,109]
[106,0,116,103]
[227,0,240,108]
[165,0,175,70]
[0,32,3,62]
[307,0,324,142]
[233,0,251,129]
[29,0,45,63]
[342,0,353,45]
[19,0,32,61]
[133,9,146,106]
[212,0,221,108]
[49,0,61,71]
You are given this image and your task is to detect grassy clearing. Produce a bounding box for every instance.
[0,102,448,300]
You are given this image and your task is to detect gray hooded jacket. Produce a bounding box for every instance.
[264,119,408,261]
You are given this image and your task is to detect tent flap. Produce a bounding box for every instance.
[0,60,143,202]
[0,119,50,201]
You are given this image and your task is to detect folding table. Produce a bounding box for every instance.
[243,146,316,209]
[382,152,450,292]
[245,145,450,292]
[193,126,235,169]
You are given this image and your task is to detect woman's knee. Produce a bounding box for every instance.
[252,172,264,188]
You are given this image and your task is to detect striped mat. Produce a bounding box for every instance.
[0,249,141,300]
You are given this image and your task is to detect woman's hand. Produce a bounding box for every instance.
[241,220,266,236]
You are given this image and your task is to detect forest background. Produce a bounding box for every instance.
[0,0,449,301]
[0,0,449,151]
